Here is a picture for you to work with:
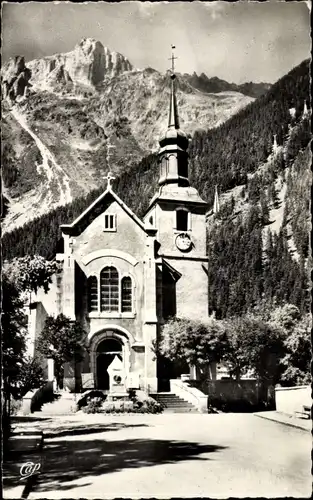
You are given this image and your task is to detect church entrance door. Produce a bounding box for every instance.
[96,338,123,390]
[157,357,190,392]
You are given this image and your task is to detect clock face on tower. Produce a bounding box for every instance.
[175,233,192,252]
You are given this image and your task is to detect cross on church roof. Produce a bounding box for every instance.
[168,44,177,73]
[103,171,115,190]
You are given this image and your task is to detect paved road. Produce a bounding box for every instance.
[9,413,313,498]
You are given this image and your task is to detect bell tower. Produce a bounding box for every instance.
[158,71,189,187]
[144,47,209,320]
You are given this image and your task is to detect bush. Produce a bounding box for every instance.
[133,399,163,414]
[76,390,107,410]
[102,400,134,414]
[10,398,22,416]
[79,391,164,415]
[82,397,103,414]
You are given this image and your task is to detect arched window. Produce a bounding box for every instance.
[176,209,188,231]
[178,155,188,179]
[100,267,119,312]
[168,154,177,177]
[88,276,98,312]
[121,277,132,312]
[160,156,168,180]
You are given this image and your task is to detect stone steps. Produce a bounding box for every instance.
[32,392,77,416]
[150,392,198,413]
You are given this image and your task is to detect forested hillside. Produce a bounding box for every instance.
[2,60,310,317]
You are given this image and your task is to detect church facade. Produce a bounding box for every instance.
[29,72,209,394]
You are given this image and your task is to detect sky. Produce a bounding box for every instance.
[2,1,311,84]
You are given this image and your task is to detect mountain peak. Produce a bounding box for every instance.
[77,37,104,54]
[26,39,133,89]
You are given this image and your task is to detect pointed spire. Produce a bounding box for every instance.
[168,74,180,129]
[168,45,180,130]
[168,75,180,129]
[157,46,189,188]
[213,186,220,214]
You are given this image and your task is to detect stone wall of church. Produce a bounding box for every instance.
[74,256,145,343]
[72,200,147,261]
[60,197,158,388]
[150,200,209,321]
[154,202,207,258]
[169,258,209,320]
[35,274,59,316]
[65,199,151,344]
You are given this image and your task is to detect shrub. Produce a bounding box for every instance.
[82,397,104,414]
[102,400,134,414]
[76,390,107,410]
[80,392,164,415]
[133,399,163,414]
[10,398,22,416]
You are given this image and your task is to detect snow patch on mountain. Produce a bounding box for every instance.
[2,107,73,232]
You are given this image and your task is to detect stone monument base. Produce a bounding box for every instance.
[107,392,129,402]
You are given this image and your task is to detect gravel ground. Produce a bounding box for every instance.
[4,412,311,499]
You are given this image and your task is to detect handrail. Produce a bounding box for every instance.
[170,379,207,413]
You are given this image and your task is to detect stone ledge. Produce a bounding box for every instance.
[170,379,208,413]
[254,411,311,432]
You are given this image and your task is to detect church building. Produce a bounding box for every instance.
[29,69,209,394]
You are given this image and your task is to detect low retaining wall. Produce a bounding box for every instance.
[208,379,260,404]
[275,385,311,415]
[203,379,274,411]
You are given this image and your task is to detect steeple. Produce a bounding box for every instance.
[168,74,180,129]
[158,46,189,187]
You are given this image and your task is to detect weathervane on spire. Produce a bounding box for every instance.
[169,45,177,73]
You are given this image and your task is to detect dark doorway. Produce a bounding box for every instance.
[96,338,123,390]
[157,356,190,392]
[157,357,171,392]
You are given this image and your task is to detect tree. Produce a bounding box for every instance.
[17,357,45,398]
[2,255,58,432]
[3,255,58,295]
[268,304,301,331]
[280,314,311,386]
[37,314,87,388]
[223,315,286,385]
[158,317,229,380]
[1,276,44,444]
[2,275,28,405]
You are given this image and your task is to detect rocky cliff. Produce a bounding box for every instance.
[27,38,133,90]
[2,56,32,102]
